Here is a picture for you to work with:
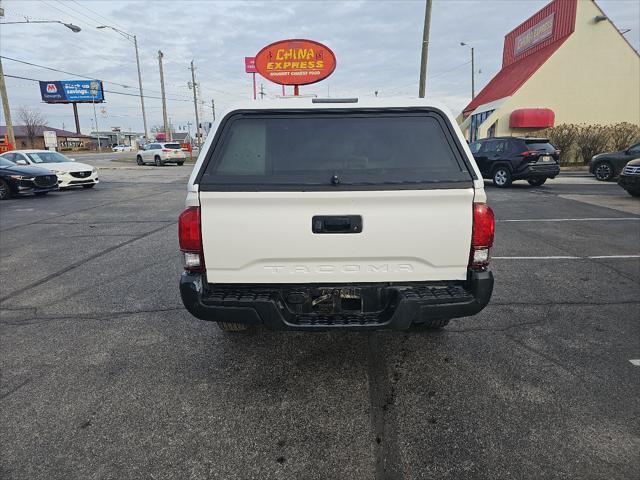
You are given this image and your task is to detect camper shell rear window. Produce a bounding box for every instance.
[197,108,475,191]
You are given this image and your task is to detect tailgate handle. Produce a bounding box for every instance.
[312,215,362,234]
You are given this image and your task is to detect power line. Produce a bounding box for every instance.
[52,0,103,27]
[3,73,211,106]
[38,0,98,28]
[68,0,126,31]
[381,60,472,96]
[0,55,195,102]
[430,59,471,79]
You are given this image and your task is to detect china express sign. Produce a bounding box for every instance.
[514,13,555,56]
[255,39,336,85]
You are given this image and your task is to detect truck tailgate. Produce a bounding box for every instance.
[200,188,473,283]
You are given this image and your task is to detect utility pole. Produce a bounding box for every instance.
[259,83,265,99]
[0,55,15,146]
[211,99,215,122]
[190,60,201,149]
[418,0,433,98]
[158,50,170,141]
[133,35,149,140]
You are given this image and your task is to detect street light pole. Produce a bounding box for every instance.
[460,42,476,99]
[0,20,81,147]
[133,35,149,141]
[0,20,81,32]
[97,25,148,141]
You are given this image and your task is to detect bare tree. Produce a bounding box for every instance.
[18,107,46,148]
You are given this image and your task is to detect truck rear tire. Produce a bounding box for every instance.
[413,318,450,330]
[217,321,248,332]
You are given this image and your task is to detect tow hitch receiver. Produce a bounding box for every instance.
[284,287,390,315]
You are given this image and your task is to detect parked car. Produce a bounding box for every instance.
[136,142,186,166]
[589,142,640,181]
[112,144,133,152]
[469,137,560,187]
[0,150,98,189]
[617,159,640,197]
[0,156,58,200]
[179,98,494,332]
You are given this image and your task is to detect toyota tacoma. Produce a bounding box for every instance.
[179,98,494,331]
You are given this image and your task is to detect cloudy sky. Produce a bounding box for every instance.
[1,0,638,136]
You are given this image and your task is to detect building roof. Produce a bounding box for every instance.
[462,42,567,116]
[462,0,577,116]
[0,125,91,138]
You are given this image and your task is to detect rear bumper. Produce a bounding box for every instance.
[161,155,186,162]
[513,163,560,180]
[179,270,494,331]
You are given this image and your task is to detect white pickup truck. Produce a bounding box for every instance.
[179,98,494,331]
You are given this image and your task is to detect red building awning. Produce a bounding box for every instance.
[509,108,555,128]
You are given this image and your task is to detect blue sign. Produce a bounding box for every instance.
[39,80,105,103]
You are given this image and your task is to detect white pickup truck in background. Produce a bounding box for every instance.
[178,98,494,332]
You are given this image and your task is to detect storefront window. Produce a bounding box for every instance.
[470,109,495,142]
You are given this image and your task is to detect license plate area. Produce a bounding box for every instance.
[538,155,554,163]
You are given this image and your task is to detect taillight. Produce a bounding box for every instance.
[178,206,204,272]
[162,149,171,153]
[470,203,495,271]
[520,150,532,156]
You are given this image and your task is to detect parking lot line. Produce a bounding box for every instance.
[493,255,640,260]
[629,360,640,367]
[497,217,639,223]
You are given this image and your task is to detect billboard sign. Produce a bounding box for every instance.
[244,56,256,73]
[254,39,336,86]
[514,13,555,56]
[39,80,105,103]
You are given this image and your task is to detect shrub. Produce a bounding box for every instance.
[608,122,640,151]
[529,122,639,165]
[575,124,612,164]
[537,124,579,165]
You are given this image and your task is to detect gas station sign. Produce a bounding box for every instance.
[39,80,104,103]
[255,39,336,86]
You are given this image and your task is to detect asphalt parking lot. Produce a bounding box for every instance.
[1,164,638,480]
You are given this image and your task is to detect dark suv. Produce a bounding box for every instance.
[470,137,560,187]
[589,142,640,181]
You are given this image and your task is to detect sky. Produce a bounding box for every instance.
[1,0,639,136]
